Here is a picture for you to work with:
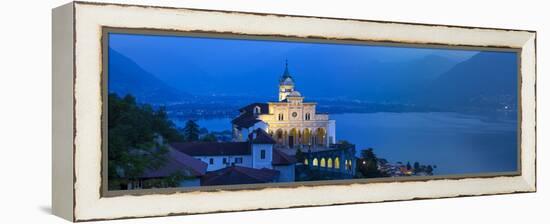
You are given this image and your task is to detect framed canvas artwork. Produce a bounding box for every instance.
[52,1,536,222]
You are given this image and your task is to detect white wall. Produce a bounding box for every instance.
[234,127,249,142]
[234,121,268,141]
[328,120,336,144]
[253,121,268,132]
[195,155,252,171]
[251,144,273,169]
[3,0,548,224]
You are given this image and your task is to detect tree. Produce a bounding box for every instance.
[336,140,353,149]
[151,106,184,142]
[108,93,185,190]
[357,148,386,178]
[413,161,420,171]
[361,148,376,160]
[295,146,305,164]
[426,165,434,174]
[338,140,353,146]
[201,133,218,142]
[183,120,200,142]
[143,171,185,188]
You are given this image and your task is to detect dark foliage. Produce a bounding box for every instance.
[108,93,184,190]
[295,147,305,164]
[200,133,218,142]
[183,120,200,142]
[356,148,388,178]
[413,161,420,171]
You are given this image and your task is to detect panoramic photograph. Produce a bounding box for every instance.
[106,32,519,191]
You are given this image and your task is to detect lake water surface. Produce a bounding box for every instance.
[175,112,518,175]
[332,112,517,175]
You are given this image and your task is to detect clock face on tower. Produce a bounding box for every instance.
[292,112,298,118]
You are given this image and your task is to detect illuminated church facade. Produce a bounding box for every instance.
[232,62,336,149]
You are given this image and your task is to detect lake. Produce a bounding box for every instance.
[174,112,518,175]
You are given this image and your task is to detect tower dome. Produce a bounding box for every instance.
[288,90,302,97]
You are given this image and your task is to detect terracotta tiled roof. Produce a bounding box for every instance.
[201,166,279,186]
[170,142,251,156]
[141,149,207,178]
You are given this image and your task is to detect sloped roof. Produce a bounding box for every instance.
[272,148,297,165]
[201,166,279,186]
[232,103,269,129]
[170,142,251,156]
[280,61,294,85]
[141,149,207,178]
[232,114,262,129]
[238,103,269,114]
[249,129,277,144]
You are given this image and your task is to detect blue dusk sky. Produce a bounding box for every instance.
[108,32,517,103]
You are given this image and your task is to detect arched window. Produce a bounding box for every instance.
[276,129,283,139]
[253,106,261,115]
[305,113,311,120]
[278,113,284,121]
[327,158,333,168]
[304,158,308,165]
[334,157,340,169]
[344,160,349,170]
[312,158,318,166]
[316,128,326,146]
[345,160,352,170]
[320,158,326,167]
[303,129,311,145]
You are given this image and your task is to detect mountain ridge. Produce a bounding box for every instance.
[108,48,188,103]
[415,51,518,111]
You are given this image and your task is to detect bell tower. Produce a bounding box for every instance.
[279,60,295,101]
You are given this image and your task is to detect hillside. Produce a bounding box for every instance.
[417,51,518,111]
[108,48,188,103]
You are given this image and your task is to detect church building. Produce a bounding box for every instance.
[232,62,336,149]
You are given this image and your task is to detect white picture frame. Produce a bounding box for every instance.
[52,1,536,221]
